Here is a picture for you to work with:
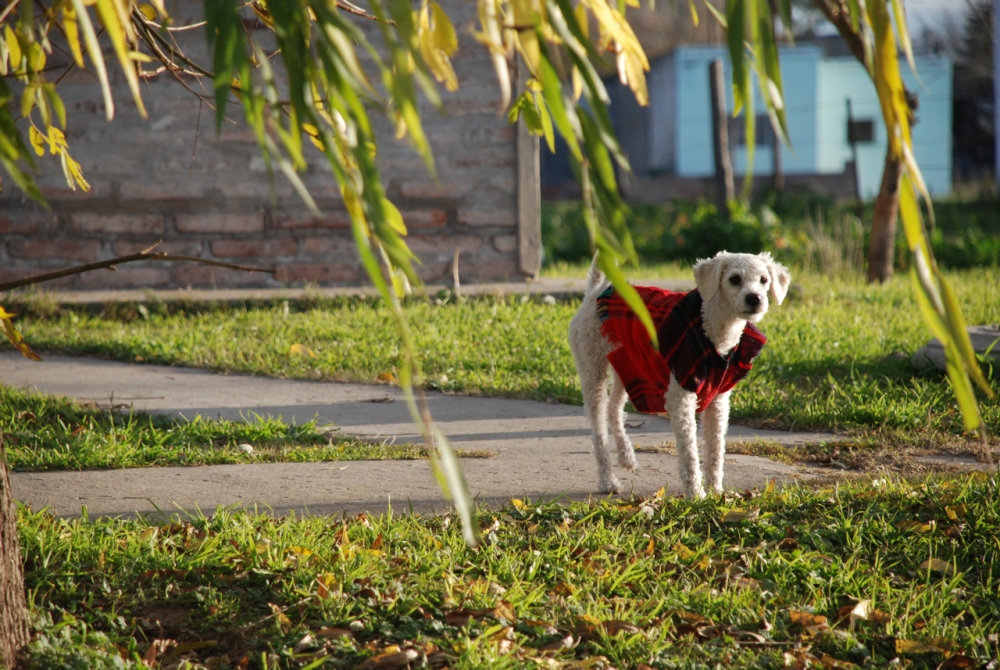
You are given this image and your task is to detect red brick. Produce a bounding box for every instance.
[38,182,115,201]
[0,213,60,234]
[72,213,165,234]
[277,263,359,284]
[77,267,172,289]
[458,208,517,227]
[492,234,517,253]
[176,213,264,234]
[465,259,521,282]
[8,239,103,261]
[408,234,484,256]
[211,238,298,258]
[120,181,205,201]
[450,156,515,168]
[0,267,76,289]
[113,240,204,257]
[300,237,357,257]
[271,211,351,230]
[402,209,448,229]
[398,182,467,199]
[174,265,274,288]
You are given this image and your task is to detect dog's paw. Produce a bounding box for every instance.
[615,438,636,471]
[598,477,623,494]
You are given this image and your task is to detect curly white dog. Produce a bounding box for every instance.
[568,251,791,498]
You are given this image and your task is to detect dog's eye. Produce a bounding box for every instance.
[760,276,769,285]
[728,276,742,286]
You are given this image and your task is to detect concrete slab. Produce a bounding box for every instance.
[1,352,835,518]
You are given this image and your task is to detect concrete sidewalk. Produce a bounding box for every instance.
[2,352,836,519]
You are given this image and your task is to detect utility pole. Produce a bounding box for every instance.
[710,59,735,210]
[772,128,785,191]
[846,98,863,213]
[995,0,999,187]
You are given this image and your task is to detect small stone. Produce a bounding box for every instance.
[237,444,254,454]
[349,620,365,632]
[913,325,1000,372]
[542,294,556,305]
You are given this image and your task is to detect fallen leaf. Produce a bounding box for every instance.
[355,648,421,669]
[602,620,640,635]
[268,603,291,632]
[538,634,575,651]
[316,627,353,639]
[673,542,696,560]
[820,653,857,668]
[142,638,175,665]
[898,520,934,533]
[919,558,955,575]
[945,505,968,521]
[510,498,528,511]
[289,343,317,358]
[293,634,315,654]
[895,638,942,655]
[722,508,760,523]
[790,611,828,627]
[939,654,976,668]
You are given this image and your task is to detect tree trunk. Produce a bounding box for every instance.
[0,436,28,669]
[867,146,903,283]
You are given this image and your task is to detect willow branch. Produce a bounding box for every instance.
[0,251,275,293]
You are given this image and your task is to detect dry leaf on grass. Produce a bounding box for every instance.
[722,508,760,523]
[919,558,955,575]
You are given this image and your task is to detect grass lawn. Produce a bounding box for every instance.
[5,267,998,471]
[0,385,490,471]
[20,474,1000,669]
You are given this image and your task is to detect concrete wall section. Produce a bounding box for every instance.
[0,0,532,290]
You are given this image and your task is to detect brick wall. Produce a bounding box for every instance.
[0,0,540,291]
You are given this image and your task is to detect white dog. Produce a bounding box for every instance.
[568,251,791,498]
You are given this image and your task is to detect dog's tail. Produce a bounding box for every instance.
[586,255,605,292]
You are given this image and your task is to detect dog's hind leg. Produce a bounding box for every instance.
[666,376,704,498]
[701,391,730,494]
[580,361,621,493]
[608,371,636,471]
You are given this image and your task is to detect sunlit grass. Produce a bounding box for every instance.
[20,473,1000,668]
[8,268,998,449]
[0,386,489,471]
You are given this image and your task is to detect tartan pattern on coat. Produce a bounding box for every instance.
[596,286,766,414]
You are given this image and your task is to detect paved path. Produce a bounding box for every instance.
[2,352,837,519]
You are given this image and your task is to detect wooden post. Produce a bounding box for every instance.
[995,0,1000,187]
[846,98,863,211]
[517,60,542,278]
[772,131,784,191]
[709,59,735,210]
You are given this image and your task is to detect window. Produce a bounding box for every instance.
[728,115,774,147]
[847,119,875,144]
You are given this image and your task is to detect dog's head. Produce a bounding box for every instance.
[693,251,791,323]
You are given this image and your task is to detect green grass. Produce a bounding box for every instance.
[0,386,489,472]
[20,473,1000,669]
[7,268,998,452]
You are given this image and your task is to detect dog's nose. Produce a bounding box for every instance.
[745,293,761,309]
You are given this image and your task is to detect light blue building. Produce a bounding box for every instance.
[609,44,953,198]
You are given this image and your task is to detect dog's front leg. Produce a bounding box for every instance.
[701,391,730,494]
[608,372,637,471]
[666,375,704,498]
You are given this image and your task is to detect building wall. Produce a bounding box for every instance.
[615,45,952,198]
[818,56,952,198]
[0,0,536,291]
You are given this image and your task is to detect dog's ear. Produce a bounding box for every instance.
[694,253,727,303]
[764,255,792,305]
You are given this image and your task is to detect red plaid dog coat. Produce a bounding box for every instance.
[596,286,766,414]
